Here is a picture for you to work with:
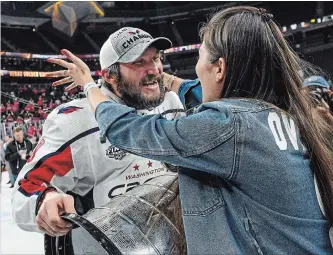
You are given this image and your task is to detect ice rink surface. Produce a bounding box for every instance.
[1,171,44,254]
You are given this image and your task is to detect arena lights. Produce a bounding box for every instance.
[300,22,309,28]
[322,14,333,22]
[1,13,332,60]
[163,44,201,54]
[0,70,101,78]
[282,13,332,33]
[1,44,202,59]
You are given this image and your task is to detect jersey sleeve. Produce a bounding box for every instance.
[11,109,93,233]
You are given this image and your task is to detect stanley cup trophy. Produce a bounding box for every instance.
[48,174,185,254]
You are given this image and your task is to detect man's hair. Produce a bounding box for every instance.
[200,6,333,225]
[107,63,121,79]
[101,63,121,92]
[13,127,22,133]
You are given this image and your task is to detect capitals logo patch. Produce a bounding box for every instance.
[106,145,127,160]
[128,30,140,35]
[58,106,83,114]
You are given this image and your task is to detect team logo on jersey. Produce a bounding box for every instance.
[128,30,140,35]
[58,106,83,115]
[106,145,126,160]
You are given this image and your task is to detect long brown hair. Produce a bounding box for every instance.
[200,6,333,225]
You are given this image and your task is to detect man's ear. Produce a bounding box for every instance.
[101,69,117,85]
[215,57,226,83]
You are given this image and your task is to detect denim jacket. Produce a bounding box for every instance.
[95,88,332,254]
[178,78,202,109]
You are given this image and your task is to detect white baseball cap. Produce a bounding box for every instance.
[99,27,172,70]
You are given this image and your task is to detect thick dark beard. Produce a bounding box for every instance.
[117,75,166,110]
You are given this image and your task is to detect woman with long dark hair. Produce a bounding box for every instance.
[48,6,333,254]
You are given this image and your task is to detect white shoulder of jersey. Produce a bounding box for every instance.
[134,91,185,119]
[162,91,184,109]
[44,98,98,141]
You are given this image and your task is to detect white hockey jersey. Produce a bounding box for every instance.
[11,87,184,233]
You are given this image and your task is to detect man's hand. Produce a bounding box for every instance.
[18,149,27,156]
[21,152,27,160]
[36,191,76,236]
[45,49,94,91]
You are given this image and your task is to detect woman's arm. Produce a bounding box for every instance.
[95,100,235,177]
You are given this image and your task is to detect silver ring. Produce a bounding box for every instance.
[63,70,67,76]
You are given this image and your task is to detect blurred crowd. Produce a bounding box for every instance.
[0,84,83,186]
[1,84,83,139]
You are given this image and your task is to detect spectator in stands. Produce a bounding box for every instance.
[6,113,14,123]
[23,103,30,113]
[16,115,23,124]
[18,86,24,95]
[6,102,13,112]
[28,136,37,148]
[13,98,19,106]
[5,127,33,183]
[26,123,36,139]
[37,96,44,107]
[32,87,39,96]
[55,98,61,106]
[49,99,55,110]
[36,126,42,138]
[61,93,67,102]
[2,135,14,187]
[24,114,32,124]
[53,7,333,253]
[1,103,6,114]
[32,115,40,123]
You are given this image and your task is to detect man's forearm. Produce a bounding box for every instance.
[5,152,20,163]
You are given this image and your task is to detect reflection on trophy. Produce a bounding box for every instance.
[55,174,185,254]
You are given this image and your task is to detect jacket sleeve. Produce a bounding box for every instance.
[5,144,20,163]
[178,79,202,109]
[11,113,91,233]
[95,101,235,177]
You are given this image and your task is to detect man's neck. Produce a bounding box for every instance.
[100,85,125,105]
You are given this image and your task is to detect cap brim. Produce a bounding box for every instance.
[303,82,329,88]
[118,37,172,63]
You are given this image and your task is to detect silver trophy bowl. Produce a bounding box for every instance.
[61,174,185,255]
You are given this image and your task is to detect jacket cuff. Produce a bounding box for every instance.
[178,79,202,109]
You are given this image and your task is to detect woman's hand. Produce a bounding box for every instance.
[45,49,95,91]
